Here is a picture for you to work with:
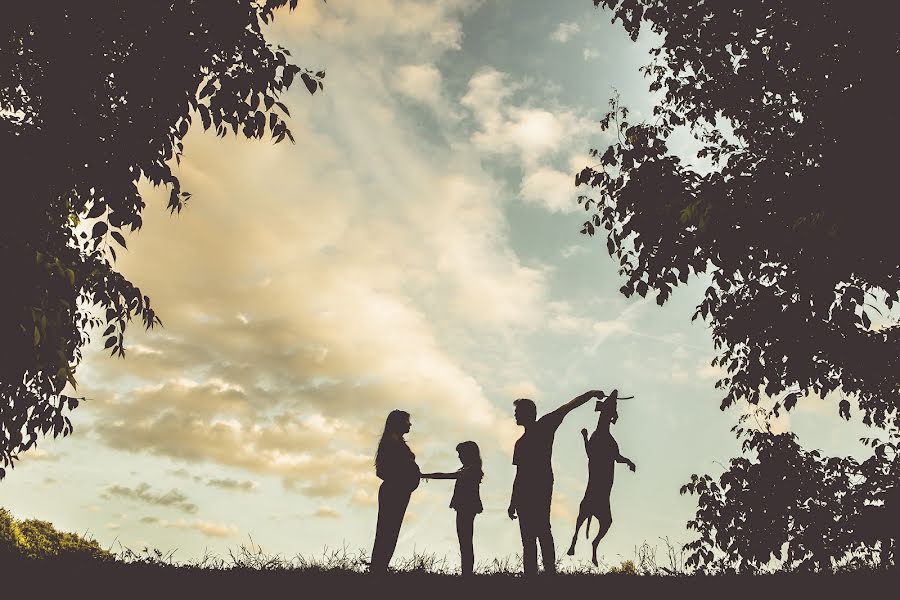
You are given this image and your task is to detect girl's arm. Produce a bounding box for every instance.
[420,471,460,480]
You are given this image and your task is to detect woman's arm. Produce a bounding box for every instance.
[421,471,459,479]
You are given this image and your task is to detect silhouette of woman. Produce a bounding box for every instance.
[370,410,421,573]
[422,441,484,576]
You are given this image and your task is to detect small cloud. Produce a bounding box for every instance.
[158,519,239,539]
[205,478,257,493]
[105,482,198,514]
[550,22,580,43]
[394,63,443,111]
[350,490,377,507]
[140,516,159,524]
[520,167,578,213]
[19,448,60,464]
[313,506,341,519]
[583,48,601,61]
[560,244,588,259]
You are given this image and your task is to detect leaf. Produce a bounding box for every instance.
[92,222,108,238]
[104,337,116,349]
[33,326,40,347]
[87,202,105,218]
[784,393,798,411]
[198,104,211,130]
[111,231,127,249]
[301,72,318,95]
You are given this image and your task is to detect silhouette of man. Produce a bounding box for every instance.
[508,390,605,575]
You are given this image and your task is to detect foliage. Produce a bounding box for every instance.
[608,559,637,575]
[680,409,900,573]
[0,1,321,477]
[0,507,112,560]
[578,1,900,424]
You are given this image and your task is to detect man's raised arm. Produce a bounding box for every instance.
[550,389,605,420]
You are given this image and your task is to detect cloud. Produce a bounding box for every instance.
[206,478,258,493]
[546,301,632,341]
[550,22,580,43]
[520,167,578,213]
[560,244,588,259]
[583,48,602,61]
[460,67,603,215]
[104,483,198,514]
[157,519,239,539]
[394,63,443,110]
[313,506,341,519]
[69,0,601,511]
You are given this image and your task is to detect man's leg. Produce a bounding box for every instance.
[518,507,538,575]
[536,488,556,573]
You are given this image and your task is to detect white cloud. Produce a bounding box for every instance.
[520,167,578,213]
[550,22,580,43]
[394,63,444,110]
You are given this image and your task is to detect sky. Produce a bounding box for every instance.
[2,0,878,572]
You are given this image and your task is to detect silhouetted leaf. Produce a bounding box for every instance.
[301,72,317,95]
[91,222,108,238]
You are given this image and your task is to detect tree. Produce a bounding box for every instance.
[680,409,900,572]
[0,1,322,478]
[578,1,900,426]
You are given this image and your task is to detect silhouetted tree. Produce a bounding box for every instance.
[579,1,900,425]
[681,409,900,572]
[0,1,322,478]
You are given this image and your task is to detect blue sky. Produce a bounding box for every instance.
[2,0,875,572]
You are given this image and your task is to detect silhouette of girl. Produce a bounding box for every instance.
[422,440,484,576]
[370,409,421,573]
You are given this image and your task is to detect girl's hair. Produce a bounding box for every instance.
[375,410,411,469]
[456,440,483,481]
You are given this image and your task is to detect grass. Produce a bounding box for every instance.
[3,538,898,600]
[2,509,897,598]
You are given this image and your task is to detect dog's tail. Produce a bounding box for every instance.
[585,515,592,539]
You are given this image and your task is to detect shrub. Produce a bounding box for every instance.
[0,508,112,560]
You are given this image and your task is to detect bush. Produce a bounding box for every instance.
[0,507,112,560]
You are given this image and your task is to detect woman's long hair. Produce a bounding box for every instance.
[456,440,483,482]
[375,410,411,472]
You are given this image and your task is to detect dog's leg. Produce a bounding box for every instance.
[567,507,589,556]
[591,519,612,567]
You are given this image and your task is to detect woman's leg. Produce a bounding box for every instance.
[456,511,476,575]
[371,484,412,572]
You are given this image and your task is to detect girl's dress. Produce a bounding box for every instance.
[449,465,483,514]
